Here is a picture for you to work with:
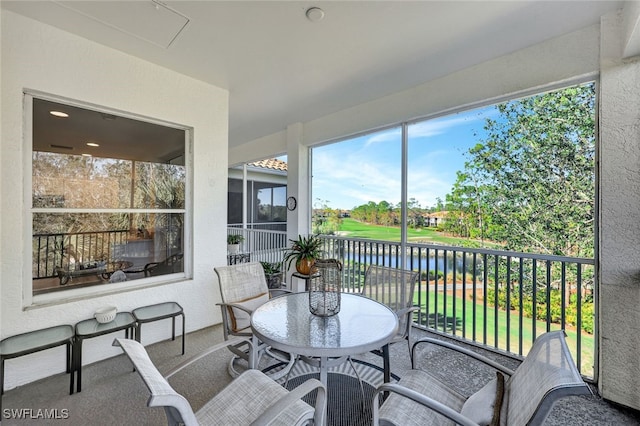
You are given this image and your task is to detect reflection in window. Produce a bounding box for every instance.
[30,96,187,295]
[227,178,286,231]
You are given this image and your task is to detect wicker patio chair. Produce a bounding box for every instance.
[214,262,295,379]
[361,265,420,360]
[114,337,326,426]
[372,330,591,426]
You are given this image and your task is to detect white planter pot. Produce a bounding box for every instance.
[228,244,240,254]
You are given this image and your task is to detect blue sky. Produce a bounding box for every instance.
[311,105,499,210]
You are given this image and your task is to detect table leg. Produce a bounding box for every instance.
[319,357,328,389]
[382,344,391,383]
[134,324,141,342]
[171,317,176,341]
[250,335,258,369]
[67,342,74,395]
[75,339,83,393]
[1,357,3,416]
[181,313,185,355]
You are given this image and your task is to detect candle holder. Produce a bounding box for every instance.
[308,259,342,317]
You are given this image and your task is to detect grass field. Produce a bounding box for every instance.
[339,218,466,244]
[339,218,501,247]
[417,287,595,376]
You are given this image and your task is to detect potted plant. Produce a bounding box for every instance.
[227,234,244,254]
[283,234,322,275]
[260,261,284,289]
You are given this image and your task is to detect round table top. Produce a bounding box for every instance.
[251,292,398,358]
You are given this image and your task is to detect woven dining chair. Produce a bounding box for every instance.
[214,261,295,379]
[361,265,420,361]
[114,337,326,426]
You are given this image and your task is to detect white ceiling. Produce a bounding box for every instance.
[1,1,627,148]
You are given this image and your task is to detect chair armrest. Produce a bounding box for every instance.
[411,337,515,376]
[165,336,252,379]
[216,301,255,316]
[396,305,419,318]
[250,377,327,426]
[142,262,159,277]
[372,383,480,426]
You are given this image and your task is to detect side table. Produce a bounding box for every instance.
[291,271,320,292]
[227,253,251,265]
[1,325,74,412]
[74,312,135,392]
[132,302,185,355]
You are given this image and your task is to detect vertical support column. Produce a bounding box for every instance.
[286,123,309,288]
[242,163,248,229]
[598,9,640,410]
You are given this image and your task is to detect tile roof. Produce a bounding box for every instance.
[248,158,288,172]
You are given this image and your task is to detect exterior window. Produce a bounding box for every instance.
[227,178,286,231]
[254,182,287,223]
[30,96,188,296]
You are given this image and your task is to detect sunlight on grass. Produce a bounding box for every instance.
[416,288,594,376]
[339,218,473,246]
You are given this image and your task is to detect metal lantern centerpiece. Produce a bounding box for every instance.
[308,259,342,317]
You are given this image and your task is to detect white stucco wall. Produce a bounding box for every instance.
[1,11,228,389]
[599,10,640,411]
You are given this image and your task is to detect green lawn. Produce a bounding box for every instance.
[417,288,595,376]
[339,218,480,246]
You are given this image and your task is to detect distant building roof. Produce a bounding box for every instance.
[248,158,288,172]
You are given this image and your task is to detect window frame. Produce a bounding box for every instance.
[24,91,193,307]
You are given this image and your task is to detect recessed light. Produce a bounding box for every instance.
[50,111,69,118]
[86,142,100,147]
[305,7,324,22]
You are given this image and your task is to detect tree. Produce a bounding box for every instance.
[446,83,595,257]
[312,198,342,234]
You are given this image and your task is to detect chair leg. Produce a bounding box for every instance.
[263,348,295,381]
[227,355,244,378]
[283,355,300,388]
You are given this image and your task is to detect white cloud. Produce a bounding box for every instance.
[410,114,483,138]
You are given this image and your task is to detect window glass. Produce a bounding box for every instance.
[31,97,187,295]
[311,127,402,237]
[256,187,272,222]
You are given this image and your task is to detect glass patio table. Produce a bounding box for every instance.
[250,292,399,387]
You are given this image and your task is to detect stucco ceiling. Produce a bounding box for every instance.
[2,1,627,149]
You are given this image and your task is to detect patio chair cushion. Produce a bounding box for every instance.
[196,369,314,425]
[460,372,505,426]
[378,368,466,426]
[228,292,269,332]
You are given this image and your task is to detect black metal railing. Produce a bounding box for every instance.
[33,230,129,279]
[317,235,595,377]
